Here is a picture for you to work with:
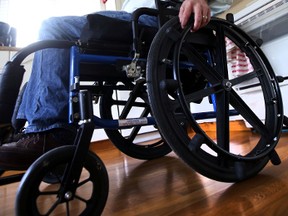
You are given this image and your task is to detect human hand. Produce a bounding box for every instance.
[179,0,211,31]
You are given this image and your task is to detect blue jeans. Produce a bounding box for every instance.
[17,11,158,133]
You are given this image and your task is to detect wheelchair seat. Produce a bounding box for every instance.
[80,14,158,57]
[77,13,159,81]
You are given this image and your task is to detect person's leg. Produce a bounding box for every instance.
[0,15,87,170]
[19,16,90,133]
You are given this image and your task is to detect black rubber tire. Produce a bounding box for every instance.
[147,17,283,182]
[16,146,109,216]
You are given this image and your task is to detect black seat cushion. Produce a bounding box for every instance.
[80,14,134,44]
[80,14,157,56]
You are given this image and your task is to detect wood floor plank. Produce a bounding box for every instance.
[1,130,288,215]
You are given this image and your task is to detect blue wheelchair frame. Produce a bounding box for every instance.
[68,44,240,131]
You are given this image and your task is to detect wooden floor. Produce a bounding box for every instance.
[1,125,288,215]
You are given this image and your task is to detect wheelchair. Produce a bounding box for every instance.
[0,0,286,215]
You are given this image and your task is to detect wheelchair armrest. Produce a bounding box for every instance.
[131,1,181,55]
[131,8,159,55]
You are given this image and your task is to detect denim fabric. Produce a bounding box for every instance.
[17,11,158,133]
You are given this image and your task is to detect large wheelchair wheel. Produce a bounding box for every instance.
[16,146,109,215]
[147,16,283,182]
[100,81,172,159]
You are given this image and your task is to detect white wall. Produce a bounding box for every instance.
[0,0,124,47]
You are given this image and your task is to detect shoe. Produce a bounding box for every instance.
[0,124,23,145]
[0,129,76,170]
[0,124,17,146]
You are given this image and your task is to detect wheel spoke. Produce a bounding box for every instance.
[43,198,62,215]
[74,194,88,203]
[229,70,259,86]
[39,190,59,196]
[77,176,91,187]
[214,24,229,78]
[65,201,70,216]
[229,89,269,136]
[184,83,222,103]
[215,90,230,151]
[181,44,221,85]
[213,24,231,152]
